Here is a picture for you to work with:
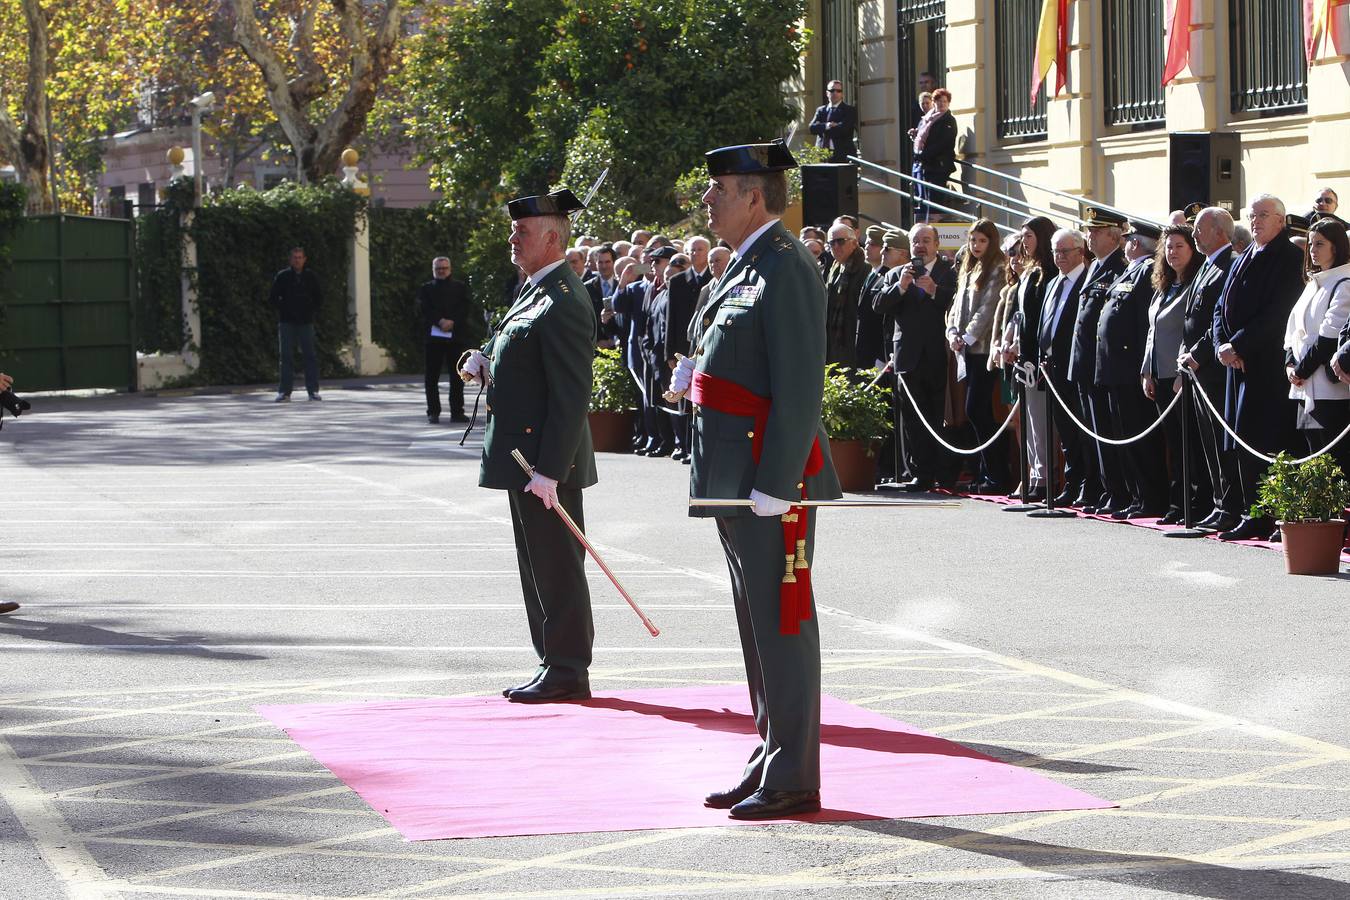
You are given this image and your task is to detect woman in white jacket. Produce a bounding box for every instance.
[947,218,1007,491]
[1284,217,1350,474]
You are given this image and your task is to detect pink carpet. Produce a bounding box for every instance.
[962,491,1350,565]
[256,686,1111,840]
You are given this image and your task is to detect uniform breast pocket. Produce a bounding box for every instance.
[712,307,754,367]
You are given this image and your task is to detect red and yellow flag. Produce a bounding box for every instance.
[1031,0,1070,102]
[1162,0,1193,85]
[1304,0,1349,59]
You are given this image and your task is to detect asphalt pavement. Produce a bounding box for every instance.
[2,381,1349,899]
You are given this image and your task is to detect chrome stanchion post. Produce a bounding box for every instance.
[1164,372,1206,538]
[1004,367,1043,512]
[1029,363,1074,519]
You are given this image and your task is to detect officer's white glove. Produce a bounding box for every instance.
[523,471,560,510]
[670,354,696,394]
[458,349,491,385]
[749,489,792,517]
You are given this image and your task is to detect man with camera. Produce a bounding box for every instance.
[0,371,20,613]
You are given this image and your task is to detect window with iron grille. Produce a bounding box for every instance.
[822,0,858,102]
[1229,0,1307,115]
[1103,0,1166,129]
[995,0,1048,140]
[898,0,945,25]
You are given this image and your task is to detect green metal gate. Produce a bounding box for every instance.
[0,214,137,392]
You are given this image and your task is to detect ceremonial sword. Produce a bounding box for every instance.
[511,449,660,637]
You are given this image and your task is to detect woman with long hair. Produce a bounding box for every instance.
[1284,217,1350,476]
[947,218,1008,490]
[1142,225,1205,523]
[1002,216,1057,500]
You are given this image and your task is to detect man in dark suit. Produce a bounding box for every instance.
[1067,209,1128,511]
[808,80,857,162]
[1210,194,1307,541]
[640,246,676,456]
[676,140,841,820]
[1179,207,1239,531]
[1096,223,1167,516]
[874,223,957,491]
[458,189,597,703]
[856,226,891,371]
[1037,229,1091,502]
[663,238,711,461]
[824,223,868,367]
[416,256,471,424]
[584,243,620,348]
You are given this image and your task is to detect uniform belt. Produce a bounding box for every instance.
[689,369,824,635]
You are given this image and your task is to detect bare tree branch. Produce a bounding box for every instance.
[228,0,318,177]
[288,0,328,107]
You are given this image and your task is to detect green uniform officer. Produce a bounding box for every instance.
[459,189,599,704]
[671,141,842,819]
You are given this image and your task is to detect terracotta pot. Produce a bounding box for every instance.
[1278,519,1347,576]
[587,410,635,453]
[828,438,878,492]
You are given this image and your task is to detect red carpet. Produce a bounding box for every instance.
[964,491,1350,565]
[257,686,1111,840]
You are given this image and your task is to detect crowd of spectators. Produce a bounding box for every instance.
[548,185,1349,543]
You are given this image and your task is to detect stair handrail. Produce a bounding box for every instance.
[961,159,1164,229]
[849,156,1036,230]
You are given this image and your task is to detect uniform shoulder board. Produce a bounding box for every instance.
[772,236,794,253]
[559,283,570,294]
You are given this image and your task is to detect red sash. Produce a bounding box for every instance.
[689,369,823,635]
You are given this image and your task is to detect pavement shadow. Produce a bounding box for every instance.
[0,613,266,661]
[843,819,1348,899]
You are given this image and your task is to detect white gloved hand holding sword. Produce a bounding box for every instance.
[458,349,492,385]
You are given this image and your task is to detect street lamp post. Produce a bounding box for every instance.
[188,92,215,206]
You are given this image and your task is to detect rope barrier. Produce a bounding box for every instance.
[1037,363,1182,446]
[895,372,1019,455]
[1182,367,1350,465]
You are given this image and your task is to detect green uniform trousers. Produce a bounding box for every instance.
[716,512,821,792]
[507,486,595,677]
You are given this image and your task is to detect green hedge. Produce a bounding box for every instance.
[0,182,25,326]
[134,191,186,355]
[191,182,362,386]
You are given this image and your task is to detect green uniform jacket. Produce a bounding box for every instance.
[479,262,598,490]
[689,221,842,517]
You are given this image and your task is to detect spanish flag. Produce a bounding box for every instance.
[1305,0,1347,60]
[1162,0,1192,85]
[1031,0,1070,102]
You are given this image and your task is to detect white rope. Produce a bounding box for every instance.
[895,372,1019,456]
[1037,363,1181,446]
[1183,367,1350,465]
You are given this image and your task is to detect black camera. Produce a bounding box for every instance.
[0,388,30,428]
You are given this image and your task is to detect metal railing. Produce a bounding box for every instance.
[1103,0,1166,129]
[852,158,1017,236]
[961,159,1164,230]
[1229,0,1308,115]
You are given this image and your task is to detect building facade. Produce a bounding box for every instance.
[797,0,1350,228]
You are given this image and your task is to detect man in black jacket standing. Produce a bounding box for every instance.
[269,246,323,402]
[1211,194,1307,541]
[416,256,471,424]
[809,80,857,163]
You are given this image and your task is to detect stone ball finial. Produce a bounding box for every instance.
[341,148,360,167]
[167,146,186,166]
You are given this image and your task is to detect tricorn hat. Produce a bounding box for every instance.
[705,139,798,177]
[506,188,586,220]
[1125,220,1163,240]
[1082,206,1129,229]
[1183,201,1207,223]
[1285,212,1312,237]
[647,245,677,260]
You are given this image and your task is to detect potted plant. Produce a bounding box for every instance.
[820,364,891,491]
[589,347,640,452]
[1254,452,1350,575]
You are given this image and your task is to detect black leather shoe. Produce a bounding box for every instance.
[1128,507,1167,520]
[507,680,591,703]
[898,479,935,493]
[428,414,440,424]
[0,601,19,615]
[1051,491,1076,507]
[728,788,822,819]
[1218,517,1274,542]
[704,775,761,809]
[1109,505,1139,520]
[670,450,688,462]
[1158,511,1184,526]
[1197,511,1238,533]
[501,670,544,698]
[450,413,470,423]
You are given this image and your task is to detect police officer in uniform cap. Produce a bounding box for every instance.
[459,189,599,704]
[669,140,842,820]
